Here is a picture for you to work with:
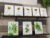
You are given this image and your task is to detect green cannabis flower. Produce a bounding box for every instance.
[26,8,30,11]
[8,7,11,10]
[11,22,17,33]
[17,8,20,10]
[35,9,37,11]
[25,24,30,33]
[8,33,13,36]
[25,27,29,33]
[34,22,42,32]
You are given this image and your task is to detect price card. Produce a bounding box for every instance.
[34,21,43,34]
[24,7,32,16]
[8,21,19,36]
[33,7,40,16]
[40,8,47,17]
[4,5,14,16]
[15,6,23,16]
[23,21,32,35]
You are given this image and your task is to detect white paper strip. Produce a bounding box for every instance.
[4,0,12,3]
[0,0,3,2]
[8,21,19,36]
[0,0,37,5]
[23,22,32,35]
[40,8,47,17]
[20,0,37,5]
[12,0,20,3]
[15,6,23,16]
[34,21,43,34]
[4,5,14,16]
[24,7,32,16]
[4,0,20,3]
[33,7,40,16]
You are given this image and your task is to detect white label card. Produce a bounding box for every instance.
[15,6,23,16]
[33,7,40,16]
[24,7,32,16]
[34,21,43,34]
[4,5,14,16]
[23,22,32,35]
[8,21,19,36]
[40,8,47,17]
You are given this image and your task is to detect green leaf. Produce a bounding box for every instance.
[42,0,47,8]
[42,0,50,8]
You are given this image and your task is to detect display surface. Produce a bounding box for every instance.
[8,21,19,36]
[23,21,32,35]
[40,8,47,17]
[24,7,32,16]
[34,21,43,34]
[4,5,14,16]
[15,6,23,16]
[33,7,40,16]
